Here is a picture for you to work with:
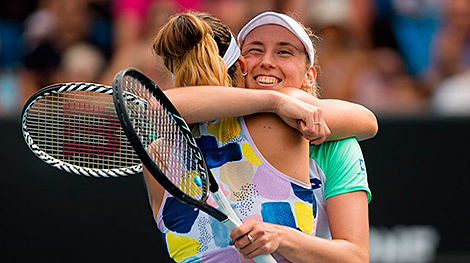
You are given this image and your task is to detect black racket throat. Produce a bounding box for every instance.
[142,160,227,222]
[208,170,220,193]
[112,68,227,222]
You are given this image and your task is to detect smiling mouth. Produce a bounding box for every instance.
[256,76,280,85]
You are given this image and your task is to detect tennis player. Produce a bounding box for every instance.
[145,11,372,263]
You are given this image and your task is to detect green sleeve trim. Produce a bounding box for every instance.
[326,186,372,203]
[310,137,371,203]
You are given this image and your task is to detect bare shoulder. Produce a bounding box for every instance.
[245,113,309,183]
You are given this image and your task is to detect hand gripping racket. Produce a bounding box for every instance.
[21,82,142,177]
[112,68,277,263]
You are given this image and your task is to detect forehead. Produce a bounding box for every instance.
[242,24,304,49]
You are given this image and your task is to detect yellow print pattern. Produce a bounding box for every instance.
[166,232,200,262]
[207,118,241,143]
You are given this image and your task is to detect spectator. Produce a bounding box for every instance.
[385,0,443,77]
[100,0,204,89]
[431,71,470,116]
[308,0,426,115]
[20,0,106,104]
[425,0,470,92]
[56,42,106,83]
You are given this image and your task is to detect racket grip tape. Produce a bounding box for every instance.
[213,191,277,263]
[212,190,243,226]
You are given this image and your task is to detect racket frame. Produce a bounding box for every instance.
[21,82,142,177]
[112,68,227,219]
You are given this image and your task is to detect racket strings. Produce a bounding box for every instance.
[25,91,140,170]
[122,76,206,201]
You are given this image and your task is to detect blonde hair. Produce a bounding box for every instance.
[287,12,321,98]
[301,25,321,98]
[193,12,239,87]
[153,13,231,87]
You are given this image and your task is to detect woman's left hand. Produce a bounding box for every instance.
[230,220,283,259]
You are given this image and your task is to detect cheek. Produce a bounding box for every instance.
[245,77,256,89]
[245,57,258,72]
[284,68,306,86]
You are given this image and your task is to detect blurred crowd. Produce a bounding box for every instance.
[1,0,469,119]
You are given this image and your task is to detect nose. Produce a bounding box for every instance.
[260,52,276,69]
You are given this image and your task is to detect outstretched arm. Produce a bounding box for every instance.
[166,86,376,144]
[278,88,378,141]
[164,86,330,142]
[316,99,378,141]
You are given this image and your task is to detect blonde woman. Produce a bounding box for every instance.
[144,12,374,263]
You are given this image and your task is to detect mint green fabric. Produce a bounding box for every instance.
[309,137,371,203]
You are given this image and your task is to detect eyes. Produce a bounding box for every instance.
[243,47,262,55]
[244,47,294,56]
[278,50,293,55]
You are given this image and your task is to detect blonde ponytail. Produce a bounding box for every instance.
[153,13,231,87]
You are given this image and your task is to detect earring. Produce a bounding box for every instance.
[242,72,248,77]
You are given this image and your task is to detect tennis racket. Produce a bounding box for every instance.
[21,82,142,177]
[112,67,277,263]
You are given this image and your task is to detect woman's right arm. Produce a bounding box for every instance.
[164,86,330,142]
[278,88,378,141]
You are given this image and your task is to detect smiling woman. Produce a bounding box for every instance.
[241,24,315,93]
[231,11,372,263]
[146,12,314,263]
[238,12,319,97]
[141,10,375,263]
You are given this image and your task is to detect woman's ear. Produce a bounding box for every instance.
[302,66,316,89]
[238,56,247,75]
[235,56,248,88]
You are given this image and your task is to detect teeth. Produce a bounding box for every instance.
[257,76,278,84]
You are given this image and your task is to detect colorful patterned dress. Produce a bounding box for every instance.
[156,117,316,263]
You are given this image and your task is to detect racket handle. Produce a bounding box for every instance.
[253,254,278,263]
[221,218,277,263]
[221,217,277,263]
[213,191,277,263]
[212,190,243,225]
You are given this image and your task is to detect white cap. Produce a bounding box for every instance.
[237,11,314,66]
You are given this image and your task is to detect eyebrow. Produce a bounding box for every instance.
[278,42,300,51]
[243,40,263,47]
